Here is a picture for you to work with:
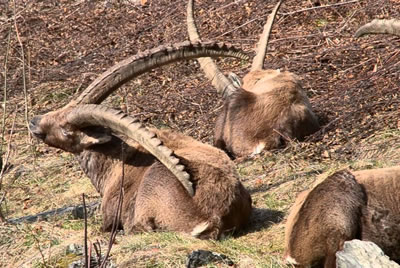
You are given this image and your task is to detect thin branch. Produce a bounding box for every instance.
[278,0,360,16]
[216,17,260,38]
[214,0,247,12]
[29,226,49,267]
[12,0,30,143]
[82,194,89,268]
[216,1,360,38]
[93,240,102,263]
[100,143,125,268]
[1,28,11,155]
[0,108,17,222]
[88,243,92,268]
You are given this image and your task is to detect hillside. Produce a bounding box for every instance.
[0,0,399,267]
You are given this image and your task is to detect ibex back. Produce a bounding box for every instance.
[187,0,320,158]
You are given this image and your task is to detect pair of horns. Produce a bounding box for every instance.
[68,40,249,106]
[187,0,283,97]
[59,41,249,196]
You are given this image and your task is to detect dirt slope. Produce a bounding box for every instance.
[0,0,399,267]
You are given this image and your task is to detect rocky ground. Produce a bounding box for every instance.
[0,0,399,267]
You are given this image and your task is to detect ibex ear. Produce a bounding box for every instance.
[79,130,112,148]
[228,72,242,88]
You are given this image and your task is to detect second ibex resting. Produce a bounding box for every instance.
[284,19,400,267]
[30,42,252,239]
[187,0,320,158]
[284,167,400,267]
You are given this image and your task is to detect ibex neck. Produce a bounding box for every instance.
[75,137,156,196]
[76,150,117,196]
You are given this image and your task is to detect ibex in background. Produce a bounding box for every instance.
[355,18,400,37]
[284,167,400,267]
[187,0,320,158]
[30,42,252,239]
[284,19,400,267]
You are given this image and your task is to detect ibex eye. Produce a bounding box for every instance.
[61,128,71,137]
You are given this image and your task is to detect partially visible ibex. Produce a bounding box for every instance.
[187,0,320,158]
[30,42,252,239]
[355,19,400,38]
[283,20,400,266]
[284,167,400,267]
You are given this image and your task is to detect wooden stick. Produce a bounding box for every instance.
[279,0,360,16]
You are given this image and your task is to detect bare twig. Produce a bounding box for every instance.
[12,0,30,143]
[216,1,359,38]
[278,0,360,16]
[46,222,56,266]
[0,108,18,222]
[93,240,102,263]
[1,28,11,156]
[214,0,247,12]
[88,243,92,268]
[82,194,89,268]
[100,144,125,268]
[29,226,49,267]
[216,17,260,38]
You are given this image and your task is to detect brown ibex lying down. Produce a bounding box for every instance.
[30,42,252,239]
[284,167,400,267]
[284,20,400,267]
[187,0,320,158]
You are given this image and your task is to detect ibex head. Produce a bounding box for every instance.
[30,107,111,154]
[30,41,249,196]
[30,41,248,152]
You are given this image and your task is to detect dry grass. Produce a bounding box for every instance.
[0,0,399,267]
[1,108,398,267]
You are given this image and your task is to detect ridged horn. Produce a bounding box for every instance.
[187,0,239,98]
[250,1,283,71]
[355,19,400,38]
[70,41,249,106]
[66,104,194,197]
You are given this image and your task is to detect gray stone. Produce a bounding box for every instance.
[66,243,83,256]
[336,239,399,268]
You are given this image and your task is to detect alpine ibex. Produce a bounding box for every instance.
[284,167,400,267]
[355,19,400,38]
[30,41,252,239]
[283,20,400,266]
[187,0,320,158]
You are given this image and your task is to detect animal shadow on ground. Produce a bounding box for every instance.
[238,207,284,236]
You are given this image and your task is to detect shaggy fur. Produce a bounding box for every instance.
[284,170,366,267]
[215,70,320,157]
[30,107,252,239]
[187,0,320,158]
[285,167,400,267]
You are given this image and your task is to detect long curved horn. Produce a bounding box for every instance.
[250,1,283,71]
[70,41,249,106]
[66,104,195,196]
[187,0,239,98]
[355,19,400,38]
